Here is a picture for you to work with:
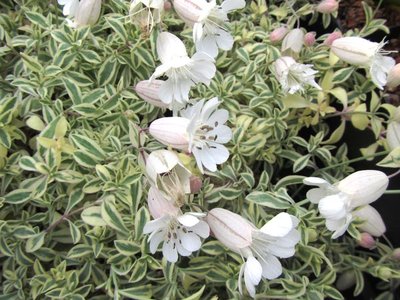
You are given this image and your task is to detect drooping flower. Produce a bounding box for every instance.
[270,26,288,43]
[281,28,304,54]
[58,0,79,17]
[331,37,396,89]
[303,170,388,238]
[316,0,339,14]
[387,63,400,90]
[206,208,300,297]
[143,186,209,262]
[65,0,102,28]
[173,0,246,58]
[129,0,165,32]
[273,56,321,94]
[135,80,170,109]
[352,205,386,237]
[150,32,216,110]
[146,150,192,205]
[149,97,232,173]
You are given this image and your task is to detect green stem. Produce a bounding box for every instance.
[384,190,400,195]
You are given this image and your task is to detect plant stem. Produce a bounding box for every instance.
[388,169,400,179]
[384,190,400,194]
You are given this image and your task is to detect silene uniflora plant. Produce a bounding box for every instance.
[1,0,400,299]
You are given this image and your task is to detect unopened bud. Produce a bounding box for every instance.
[270,26,288,43]
[206,208,254,253]
[282,28,304,53]
[386,119,400,150]
[377,266,392,281]
[324,31,342,46]
[147,186,180,219]
[316,0,339,14]
[357,232,376,249]
[307,228,318,242]
[172,0,205,25]
[135,80,169,108]
[391,248,400,261]
[304,32,316,47]
[190,175,202,193]
[75,0,101,27]
[387,63,400,90]
[336,270,356,291]
[149,117,190,150]
[164,1,172,10]
[352,205,386,237]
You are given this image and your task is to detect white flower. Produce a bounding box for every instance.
[146,150,192,205]
[281,28,304,54]
[65,0,101,28]
[150,32,216,110]
[58,0,79,17]
[386,107,400,150]
[331,37,396,89]
[206,208,300,297]
[273,56,321,94]
[143,187,209,263]
[353,205,386,237]
[173,0,246,57]
[129,0,165,32]
[149,98,232,173]
[303,170,388,238]
[387,63,400,90]
[135,80,171,109]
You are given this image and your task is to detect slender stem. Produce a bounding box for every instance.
[323,110,389,120]
[388,169,400,179]
[382,234,394,249]
[384,190,400,194]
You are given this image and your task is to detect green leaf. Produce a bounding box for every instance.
[182,286,205,300]
[71,134,106,159]
[98,57,118,86]
[74,150,99,168]
[3,189,31,204]
[118,285,152,300]
[25,232,46,253]
[246,191,291,209]
[20,53,43,73]
[134,206,149,239]
[332,67,354,84]
[101,197,129,234]
[66,189,84,213]
[293,154,311,173]
[114,240,141,256]
[25,11,49,29]
[68,220,81,244]
[63,77,82,104]
[0,128,11,148]
[275,175,306,190]
[79,49,101,64]
[81,206,107,226]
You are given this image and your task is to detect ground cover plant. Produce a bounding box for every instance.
[1,0,400,299]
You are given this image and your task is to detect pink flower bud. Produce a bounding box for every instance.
[75,0,101,27]
[147,186,180,219]
[357,232,376,249]
[190,175,202,193]
[135,80,169,108]
[270,26,288,43]
[206,208,254,253]
[149,117,190,150]
[172,0,205,25]
[164,1,172,10]
[387,63,400,90]
[304,32,316,47]
[324,31,342,46]
[316,0,339,14]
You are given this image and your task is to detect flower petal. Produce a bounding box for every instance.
[318,195,348,220]
[178,214,200,227]
[244,256,262,297]
[149,231,165,253]
[157,32,188,65]
[180,232,202,251]
[191,220,210,238]
[162,240,178,262]
[259,254,282,280]
[259,212,296,237]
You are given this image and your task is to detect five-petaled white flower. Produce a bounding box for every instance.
[150,32,216,111]
[331,37,396,89]
[58,0,79,17]
[149,97,232,173]
[273,56,321,94]
[173,0,245,58]
[143,187,210,263]
[206,208,300,297]
[303,170,388,238]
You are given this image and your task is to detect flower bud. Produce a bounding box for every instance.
[172,0,205,25]
[357,232,376,249]
[336,270,356,291]
[190,175,202,193]
[206,208,254,253]
[337,170,388,208]
[270,26,288,43]
[149,117,190,150]
[75,0,101,27]
[164,1,172,10]
[316,0,339,14]
[352,205,386,237]
[391,248,400,261]
[331,37,380,66]
[377,266,392,281]
[304,32,316,47]
[147,186,180,219]
[387,63,400,90]
[282,28,304,53]
[324,31,342,46]
[135,80,169,108]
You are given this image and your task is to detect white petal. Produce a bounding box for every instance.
[143,217,167,234]
[306,188,328,204]
[328,214,352,239]
[162,240,178,262]
[196,36,219,58]
[215,29,234,51]
[221,0,246,12]
[244,256,262,297]
[178,214,200,227]
[259,255,282,280]
[260,212,296,237]
[207,109,229,126]
[211,125,232,144]
[176,241,192,256]
[352,205,386,237]
[207,143,230,164]
[149,231,164,253]
[157,32,188,65]
[195,148,217,172]
[180,232,202,251]
[238,262,245,295]
[318,195,348,220]
[191,220,210,238]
